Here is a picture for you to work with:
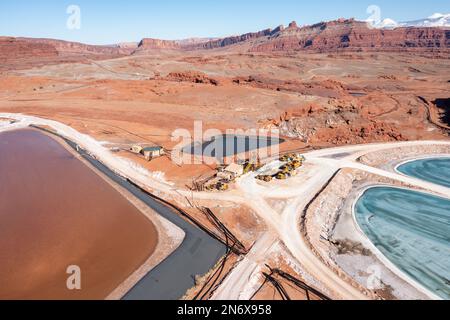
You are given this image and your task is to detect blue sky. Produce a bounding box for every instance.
[1,0,449,44]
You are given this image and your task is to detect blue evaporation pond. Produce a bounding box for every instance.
[397,158,450,188]
[355,187,450,299]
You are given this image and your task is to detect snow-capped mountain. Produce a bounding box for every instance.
[373,18,399,29]
[373,13,450,29]
[400,13,450,28]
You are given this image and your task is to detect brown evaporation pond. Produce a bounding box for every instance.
[0,129,158,299]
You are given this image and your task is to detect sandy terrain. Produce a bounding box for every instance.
[1,52,449,171]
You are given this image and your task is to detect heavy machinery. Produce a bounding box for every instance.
[291,160,303,169]
[243,162,254,174]
[205,180,229,191]
[256,175,273,182]
[275,172,288,180]
[280,155,291,162]
[279,165,292,174]
[243,160,262,174]
[256,154,305,182]
[216,182,229,191]
[282,162,301,172]
[280,153,305,163]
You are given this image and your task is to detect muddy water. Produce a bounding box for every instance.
[0,129,158,300]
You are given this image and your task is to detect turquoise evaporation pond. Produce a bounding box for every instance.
[397,157,450,188]
[355,187,450,299]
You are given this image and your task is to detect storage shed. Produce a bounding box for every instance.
[143,146,165,161]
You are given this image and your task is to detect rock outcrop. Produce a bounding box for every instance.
[179,19,449,53]
[135,38,180,51]
[159,71,222,86]
[24,38,134,56]
[250,19,450,53]
[267,100,406,144]
[185,29,275,50]
[0,37,58,61]
[232,75,347,98]
[0,37,132,70]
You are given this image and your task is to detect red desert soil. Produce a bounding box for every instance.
[0,129,158,300]
[0,20,449,188]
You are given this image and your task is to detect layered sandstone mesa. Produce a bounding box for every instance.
[135,38,180,51]
[175,37,218,46]
[184,28,287,50]
[0,37,58,62]
[0,37,133,58]
[19,38,135,56]
[134,38,220,52]
[109,20,450,53]
[249,19,450,52]
[183,19,448,53]
[116,42,139,50]
[0,37,132,71]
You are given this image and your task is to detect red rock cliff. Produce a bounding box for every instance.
[249,19,450,52]
[136,38,180,51]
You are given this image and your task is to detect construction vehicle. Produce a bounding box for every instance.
[291,160,303,169]
[275,172,288,180]
[256,175,273,182]
[243,161,258,174]
[216,182,229,191]
[279,165,292,174]
[280,153,305,162]
[205,181,229,191]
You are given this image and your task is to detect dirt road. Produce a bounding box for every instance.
[2,113,449,300]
